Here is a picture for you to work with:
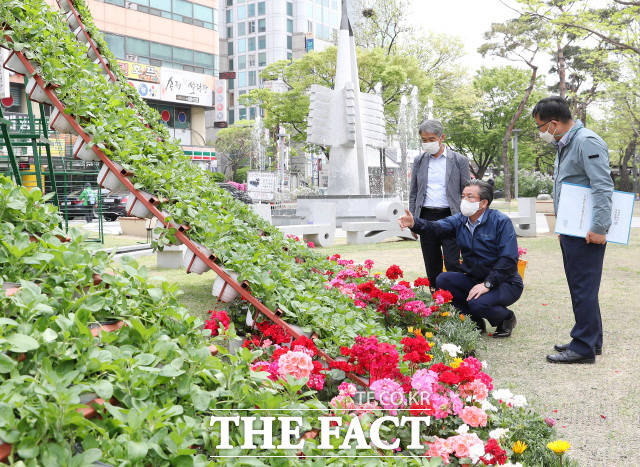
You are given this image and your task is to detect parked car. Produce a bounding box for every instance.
[60,189,128,221]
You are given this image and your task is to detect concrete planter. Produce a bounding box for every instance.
[544,213,556,234]
[211,269,240,302]
[97,162,127,192]
[125,191,154,219]
[183,242,214,274]
[3,51,28,75]
[536,200,554,214]
[49,108,78,135]
[72,137,100,161]
[118,216,156,238]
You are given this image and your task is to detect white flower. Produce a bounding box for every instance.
[489,428,509,440]
[468,441,486,464]
[456,424,469,434]
[491,389,514,401]
[441,343,462,358]
[481,360,488,369]
[511,395,527,408]
[481,399,498,412]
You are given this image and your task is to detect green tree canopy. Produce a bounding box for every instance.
[214,120,254,180]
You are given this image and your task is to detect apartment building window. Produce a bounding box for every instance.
[173,0,192,19]
[226,0,232,5]
[248,54,256,67]
[248,70,256,86]
[238,55,246,70]
[237,38,247,53]
[247,3,255,17]
[287,35,292,50]
[237,5,246,19]
[227,41,233,55]
[126,37,149,57]
[258,19,266,33]
[227,26,233,38]
[228,58,233,70]
[238,72,247,87]
[228,109,235,124]
[257,1,265,15]
[150,42,172,61]
[104,33,125,56]
[287,19,293,34]
[248,37,256,52]
[286,2,293,16]
[258,35,266,50]
[248,20,256,33]
[249,107,256,119]
[307,20,313,33]
[122,0,217,29]
[238,108,246,120]
[287,52,292,60]
[237,22,246,36]
[226,9,232,23]
[258,52,266,67]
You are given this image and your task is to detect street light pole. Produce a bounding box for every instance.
[511,129,522,199]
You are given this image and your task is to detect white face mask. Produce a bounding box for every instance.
[460,199,481,217]
[538,129,557,144]
[422,141,441,154]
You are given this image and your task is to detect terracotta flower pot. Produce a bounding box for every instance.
[97,162,128,192]
[183,242,215,274]
[125,191,155,219]
[49,108,78,135]
[2,51,28,75]
[211,269,240,302]
[72,137,100,161]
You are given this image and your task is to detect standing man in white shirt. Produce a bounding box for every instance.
[409,119,471,289]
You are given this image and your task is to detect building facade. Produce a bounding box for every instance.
[218,0,340,125]
[88,0,220,147]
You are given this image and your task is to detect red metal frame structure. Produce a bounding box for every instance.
[2,5,367,387]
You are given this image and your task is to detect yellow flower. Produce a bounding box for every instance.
[450,357,463,369]
[440,312,450,317]
[547,440,570,455]
[414,328,423,337]
[512,440,528,454]
[427,342,434,347]
[425,332,433,338]
[408,326,414,334]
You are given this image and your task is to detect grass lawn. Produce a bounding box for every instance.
[123,226,640,465]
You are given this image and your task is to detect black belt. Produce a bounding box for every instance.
[421,206,450,213]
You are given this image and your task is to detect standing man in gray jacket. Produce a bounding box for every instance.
[409,119,471,288]
[532,96,613,364]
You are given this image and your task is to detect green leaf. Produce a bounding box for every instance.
[92,380,113,400]
[127,440,148,460]
[17,436,40,458]
[7,333,39,353]
[0,354,16,373]
[41,328,58,343]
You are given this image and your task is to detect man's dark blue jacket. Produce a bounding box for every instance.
[410,209,520,286]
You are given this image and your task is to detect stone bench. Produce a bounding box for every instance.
[342,221,415,244]
[276,202,336,247]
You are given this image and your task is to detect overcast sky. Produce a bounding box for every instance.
[407,0,523,72]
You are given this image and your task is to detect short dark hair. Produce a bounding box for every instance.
[465,180,493,206]
[531,96,572,122]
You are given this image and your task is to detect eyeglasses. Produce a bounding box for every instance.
[536,120,551,130]
[461,194,481,201]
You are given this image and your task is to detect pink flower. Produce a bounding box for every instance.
[430,393,451,419]
[411,369,438,396]
[391,284,415,300]
[364,259,374,270]
[446,433,484,460]
[544,417,556,427]
[307,241,315,248]
[370,378,405,414]
[354,300,367,308]
[308,373,325,391]
[426,437,453,464]
[330,394,356,413]
[278,351,314,380]
[459,380,488,401]
[403,300,430,317]
[355,401,381,417]
[338,382,357,397]
[460,406,488,427]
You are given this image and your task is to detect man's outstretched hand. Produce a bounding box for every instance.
[399,209,415,229]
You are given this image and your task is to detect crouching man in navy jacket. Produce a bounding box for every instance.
[399,180,523,337]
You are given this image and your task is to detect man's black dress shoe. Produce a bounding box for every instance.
[546,349,595,364]
[492,313,516,338]
[554,342,602,356]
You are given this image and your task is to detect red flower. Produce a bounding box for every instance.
[204,310,230,337]
[414,277,430,287]
[432,289,453,304]
[398,280,412,288]
[482,438,507,465]
[380,292,399,305]
[409,402,434,416]
[385,265,404,280]
[291,336,318,356]
[438,371,460,386]
[271,347,290,362]
[401,335,432,364]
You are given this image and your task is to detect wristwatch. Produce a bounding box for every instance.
[483,280,493,290]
